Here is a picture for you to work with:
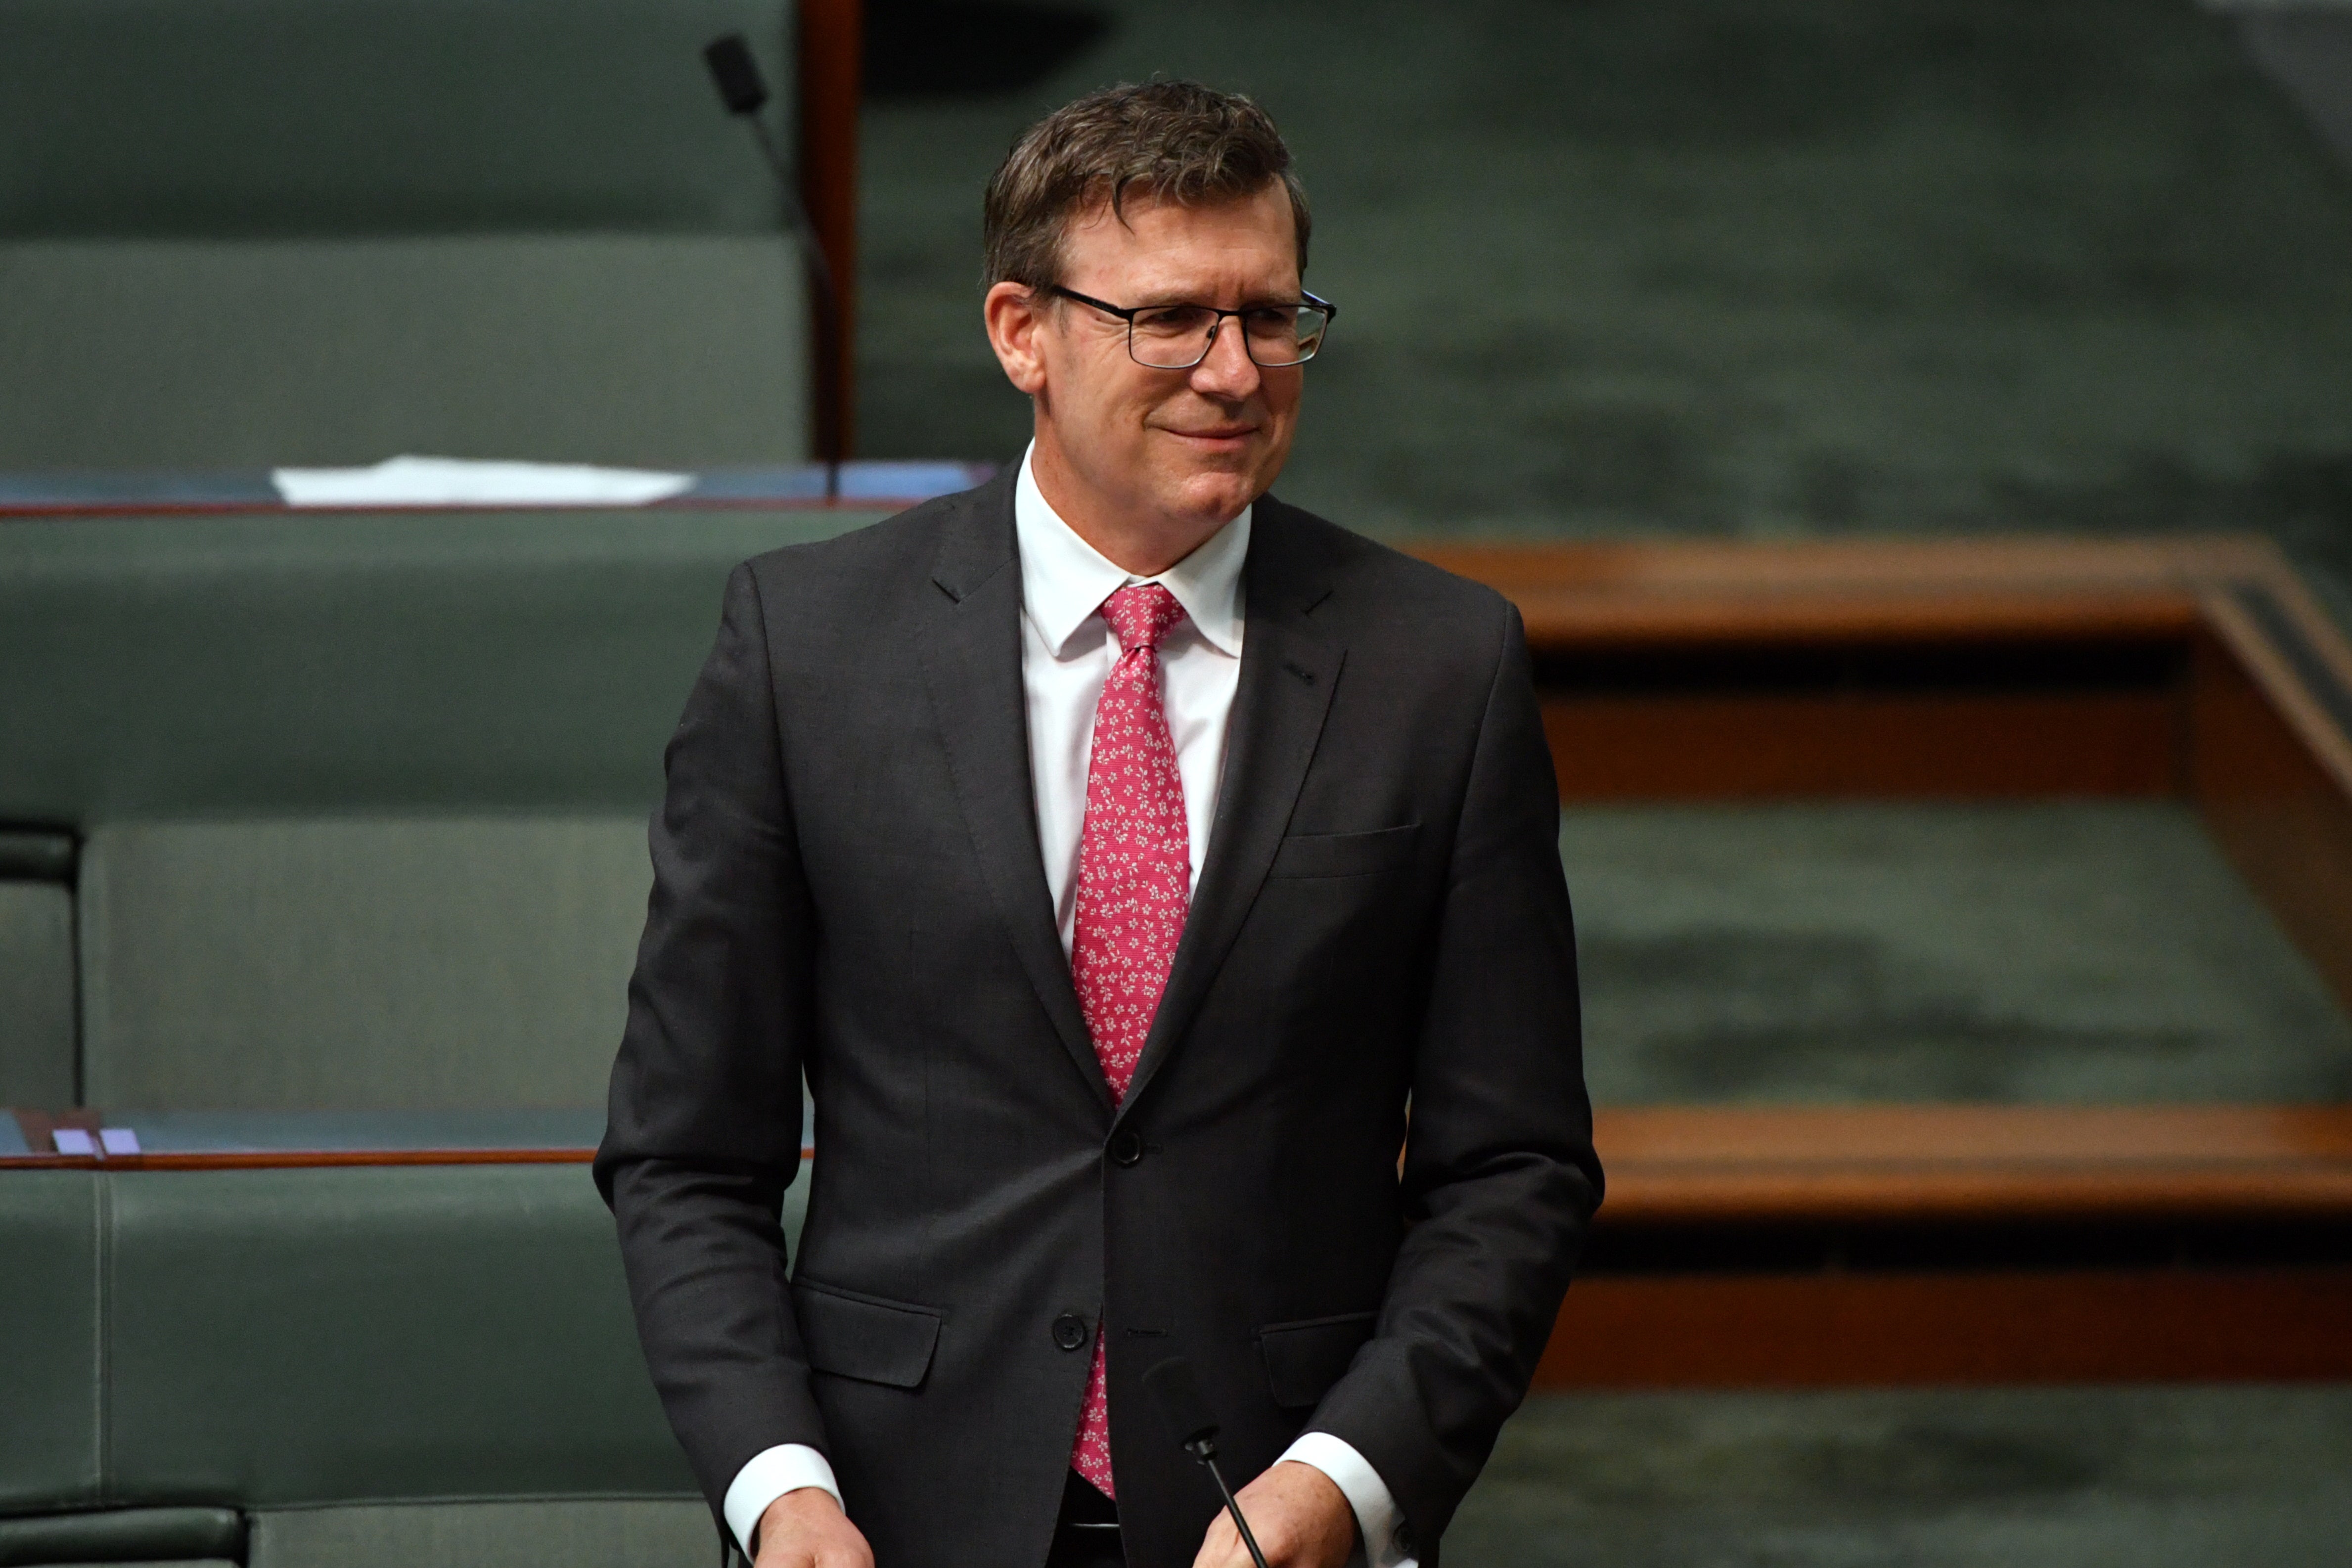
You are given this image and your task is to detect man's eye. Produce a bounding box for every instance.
[1134,306,1212,335]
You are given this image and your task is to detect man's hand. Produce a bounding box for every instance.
[754,1487,873,1568]
[1191,1459,1357,1568]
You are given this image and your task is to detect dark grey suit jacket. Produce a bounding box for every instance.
[596,469,1600,1568]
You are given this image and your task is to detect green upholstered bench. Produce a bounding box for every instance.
[0,507,889,1112]
[0,503,864,1564]
[0,237,812,470]
[0,0,810,470]
[0,1163,714,1568]
[0,832,75,1108]
[78,817,655,1110]
[0,2,874,1552]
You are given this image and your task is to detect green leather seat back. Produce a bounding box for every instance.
[0,1506,244,1564]
[0,508,888,1111]
[1,0,793,236]
[0,1502,718,1568]
[0,0,808,470]
[80,818,650,1110]
[0,1172,101,1515]
[0,237,808,470]
[105,1165,694,1504]
[0,1165,706,1540]
[0,871,76,1107]
[0,511,876,824]
[245,1501,712,1568]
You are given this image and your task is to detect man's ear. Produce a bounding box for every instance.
[984,280,1051,397]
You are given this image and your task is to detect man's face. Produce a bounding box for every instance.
[1019,182,1305,535]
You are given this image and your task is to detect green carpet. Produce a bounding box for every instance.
[856,1,2352,1106]
[1447,1386,2352,1567]
[856,0,2352,623]
[1564,803,2352,1103]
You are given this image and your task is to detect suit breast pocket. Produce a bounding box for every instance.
[1266,823,1419,880]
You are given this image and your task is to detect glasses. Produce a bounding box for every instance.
[1047,285,1338,369]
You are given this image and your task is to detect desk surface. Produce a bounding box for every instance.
[0,1104,814,1168]
[0,461,993,516]
[2,1107,603,1166]
[10,1103,2351,1227]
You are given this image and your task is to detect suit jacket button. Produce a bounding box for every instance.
[1108,1129,1144,1167]
[1052,1313,1091,1351]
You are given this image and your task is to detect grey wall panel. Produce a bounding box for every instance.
[247,1500,710,1568]
[0,1171,101,1513]
[81,818,651,1111]
[105,1166,694,1507]
[0,236,808,471]
[0,880,76,1107]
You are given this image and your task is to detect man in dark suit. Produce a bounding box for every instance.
[597,81,1599,1568]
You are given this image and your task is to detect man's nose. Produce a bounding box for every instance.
[1187,316,1262,401]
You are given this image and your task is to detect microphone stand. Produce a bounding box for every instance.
[1145,1357,1273,1568]
[1183,1433,1273,1568]
[704,35,844,500]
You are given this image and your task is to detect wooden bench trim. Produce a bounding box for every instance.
[1410,534,2352,1011]
[1593,1105,2352,1225]
[0,1147,595,1171]
[798,0,861,464]
[1408,535,2255,648]
[1542,691,2181,800]
[1538,1265,2352,1387]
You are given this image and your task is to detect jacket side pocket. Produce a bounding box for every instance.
[1257,1310,1378,1409]
[793,1278,944,1389]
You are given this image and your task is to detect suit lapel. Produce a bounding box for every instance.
[917,475,1105,1106]
[1118,499,1343,1120]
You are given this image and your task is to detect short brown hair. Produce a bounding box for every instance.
[983,80,1311,293]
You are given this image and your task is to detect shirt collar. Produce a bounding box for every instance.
[1014,443,1249,660]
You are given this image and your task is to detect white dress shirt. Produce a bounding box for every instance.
[724,447,1415,1568]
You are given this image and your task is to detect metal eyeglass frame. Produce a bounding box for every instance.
[1045,285,1339,369]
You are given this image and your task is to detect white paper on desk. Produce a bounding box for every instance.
[271,455,694,508]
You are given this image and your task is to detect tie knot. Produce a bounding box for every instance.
[1102,583,1187,655]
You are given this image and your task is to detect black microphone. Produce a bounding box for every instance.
[703,33,770,115]
[702,33,844,500]
[1143,1357,1272,1568]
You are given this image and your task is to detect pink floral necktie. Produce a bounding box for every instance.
[1068,582,1191,1499]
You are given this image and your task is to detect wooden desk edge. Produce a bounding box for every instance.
[0,1144,821,1171]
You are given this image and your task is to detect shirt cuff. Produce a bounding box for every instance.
[722,1443,843,1559]
[1280,1430,1418,1568]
